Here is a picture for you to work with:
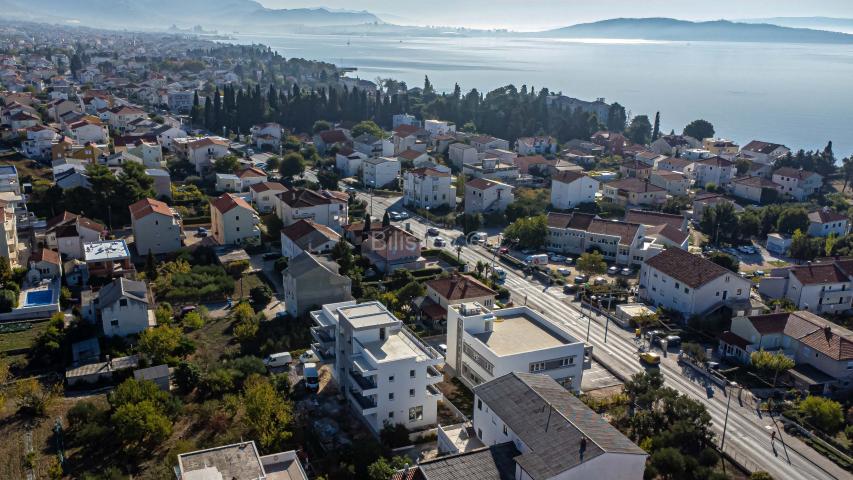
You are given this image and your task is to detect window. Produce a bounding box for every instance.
[409,406,423,422]
[389,393,394,400]
[110,319,119,326]
[410,369,416,378]
[530,362,545,372]
[388,375,394,383]
[119,299,128,307]
[477,399,482,411]
[503,424,508,435]
[235,216,239,221]
[388,412,394,419]
[409,388,415,397]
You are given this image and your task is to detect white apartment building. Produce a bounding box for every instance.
[210,194,260,246]
[249,181,287,214]
[128,198,182,256]
[546,212,663,267]
[0,165,19,194]
[310,301,443,434]
[448,142,478,168]
[691,156,735,188]
[335,150,368,177]
[1,201,22,267]
[550,171,600,209]
[471,135,510,153]
[741,140,790,165]
[639,247,752,318]
[649,169,690,196]
[403,167,456,210]
[275,188,349,233]
[464,177,514,214]
[446,302,586,392]
[424,119,455,137]
[772,167,822,200]
[758,259,853,315]
[807,209,850,238]
[90,278,156,337]
[173,136,230,174]
[362,156,400,189]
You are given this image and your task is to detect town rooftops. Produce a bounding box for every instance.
[808,209,848,224]
[392,443,520,480]
[473,373,645,479]
[98,277,150,307]
[337,301,399,330]
[409,167,450,178]
[83,240,131,262]
[185,136,229,148]
[551,170,589,184]
[644,247,733,288]
[731,176,780,188]
[177,441,266,480]
[30,248,61,266]
[743,140,786,154]
[426,274,496,301]
[236,166,267,179]
[109,105,145,115]
[546,211,595,230]
[625,209,685,231]
[278,188,347,208]
[249,181,287,193]
[129,198,175,220]
[397,149,426,161]
[773,167,819,180]
[605,177,664,193]
[317,129,349,143]
[696,155,733,167]
[465,177,510,191]
[393,124,420,137]
[211,193,254,214]
[653,169,687,181]
[472,311,569,356]
[742,311,853,361]
[658,134,696,147]
[280,219,340,245]
[787,261,853,285]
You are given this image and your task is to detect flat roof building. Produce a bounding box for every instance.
[176,441,308,480]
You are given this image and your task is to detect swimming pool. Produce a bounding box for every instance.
[25,290,53,306]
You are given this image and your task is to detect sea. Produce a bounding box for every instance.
[232,33,853,158]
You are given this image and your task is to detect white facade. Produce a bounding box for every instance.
[173,137,230,174]
[275,189,349,233]
[0,204,22,267]
[362,157,400,189]
[129,199,182,256]
[772,169,822,201]
[550,173,600,210]
[424,119,455,137]
[211,194,260,246]
[403,168,456,210]
[446,303,585,392]
[464,179,515,214]
[69,122,108,144]
[335,151,367,177]
[758,261,853,315]
[96,279,155,338]
[448,143,478,168]
[311,301,443,434]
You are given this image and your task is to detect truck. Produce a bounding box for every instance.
[304,362,319,391]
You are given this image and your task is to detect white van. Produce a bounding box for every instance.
[304,363,319,391]
[526,254,549,266]
[263,351,292,369]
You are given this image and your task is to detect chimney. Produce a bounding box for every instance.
[824,325,831,336]
[579,436,588,461]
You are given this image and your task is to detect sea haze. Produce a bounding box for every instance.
[233,33,853,157]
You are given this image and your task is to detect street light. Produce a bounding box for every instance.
[720,381,740,451]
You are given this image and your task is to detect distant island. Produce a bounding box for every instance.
[539,18,853,44]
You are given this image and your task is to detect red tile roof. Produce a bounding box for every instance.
[31,248,60,266]
[211,193,253,214]
[645,248,733,288]
[606,177,664,193]
[789,263,851,285]
[409,167,450,178]
[808,209,848,224]
[236,166,267,179]
[425,274,496,301]
[249,182,287,193]
[129,198,174,220]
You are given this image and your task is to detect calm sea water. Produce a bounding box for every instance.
[233,33,853,157]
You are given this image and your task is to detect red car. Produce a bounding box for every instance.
[498,247,509,254]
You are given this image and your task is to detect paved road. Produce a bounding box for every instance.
[344,185,845,480]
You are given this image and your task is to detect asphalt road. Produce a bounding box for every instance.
[346,186,845,480]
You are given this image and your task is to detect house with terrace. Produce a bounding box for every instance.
[758,258,853,315]
[546,212,663,267]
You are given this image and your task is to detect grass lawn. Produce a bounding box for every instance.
[187,315,239,370]
[0,322,47,354]
[0,153,52,181]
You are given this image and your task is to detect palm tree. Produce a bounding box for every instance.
[475,260,487,276]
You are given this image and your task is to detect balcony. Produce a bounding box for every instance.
[426,365,443,384]
[311,342,335,362]
[347,388,377,416]
[311,326,335,349]
[348,370,378,394]
[426,384,442,398]
[352,355,378,375]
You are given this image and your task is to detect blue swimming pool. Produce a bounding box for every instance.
[25,290,53,306]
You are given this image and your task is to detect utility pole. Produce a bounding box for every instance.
[604,292,613,343]
[720,381,738,451]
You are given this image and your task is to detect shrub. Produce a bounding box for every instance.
[250,285,274,307]
[799,396,844,434]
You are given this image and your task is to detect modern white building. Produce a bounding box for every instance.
[249,181,287,214]
[691,156,735,188]
[87,278,156,337]
[310,301,443,434]
[210,194,260,246]
[757,258,853,315]
[335,150,368,177]
[448,142,478,168]
[128,198,182,256]
[280,219,340,259]
[639,247,752,318]
[250,122,282,151]
[550,171,600,209]
[0,201,23,267]
[464,178,514,214]
[176,441,308,480]
[740,140,790,165]
[275,188,349,233]
[424,119,456,137]
[807,208,850,238]
[0,165,19,194]
[446,302,586,392]
[362,156,400,189]
[431,372,647,480]
[772,167,822,201]
[403,167,456,210]
[546,212,664,267]
[173,136,230,174]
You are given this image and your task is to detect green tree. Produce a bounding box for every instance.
[776,208,809,235]
[750,349,795,387]
[242,375,294,450]
[351,120,384,138]
[112,400,172,450]
[367,455,410,480]
[707,252,739,273]
[0,256,11,284]
[317,168,339,190]
[382,211,391,227]
[279,152,305,179]
[182,311,204,330]
[700,202,739,245]
[683,119,715,140]
[504,215,547,249]
[250,284,273,307]
[799,396,844,434]
[576,251,607,276]
[750,472,774,480]
[312,120,332,134]
[650,447,686,480]
[652,111,661,141]
[266,155,281,172]
[788,228,819,261]
[625,115,652,145]
[213,155,240,174]
[606,102,627,133]
[138,325,184,365]
[736,158,751,176]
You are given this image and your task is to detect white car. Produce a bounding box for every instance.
[557,267,571,276]
[549,254,567,263]
[437,344,448,355]
[434,237,447,247]
[607,266,619,275]
[299,350,320,364]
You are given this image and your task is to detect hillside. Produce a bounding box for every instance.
[542,18,853,44]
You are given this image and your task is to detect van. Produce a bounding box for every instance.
[304,362,319,391]
[526,254,549,266]
[264,351,292,369]
[493,267,507,280]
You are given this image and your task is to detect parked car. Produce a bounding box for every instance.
[390,212,403,221]
[664,335,682,347]
[563,284,578,294]
[264,351,293,369]
[621,267,634,276]
[754,270,765,277]
[493,267,507,281]
[304,363,320,391]
[434,237,447,247]
[437,344,448,355]
[525,254,549,266]
[196,227,208,237]
[593,276,607,286]
[398,211,410,219]
[607,266,619,275]
[299,350,320,364]
[573,275,588,284]
[498,247,509,254]
[557,267,571,276]
[549,254,567,263]
[427,227,440,236]
[639,352,661,365]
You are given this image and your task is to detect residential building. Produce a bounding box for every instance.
[766,233,793,255]
[107,105,146,132]
[424,119,455,137]
[67,118,108,144]
[546,212,663,266]
[772,167,822,200]
[146,168,172,199]
[176,441,308,480]
[650,134,700,156]
[471,135,509,152]
[462,156,519,182]
[692,156,735,188]
[129,198,182,256]
[550,171,600,209]
[173,136,230,174]
[167,90,194,113]
[639,247,752,317]
[249,181,287,214]
[403,168,455,210]
[0,201,22,267]
[729,176,782,204]
[807,208,850,238]
[619,160,652,179]
[313,129,351,154]
[210,194,260,246]
[624,209,689,249]
[26,249,62,283]
[703,138,739,156]
[740,140,790,165]
[82,240,135,282]
[87,278,155,337]
[353,133,393,158]
[126,139,164,168]
[283,252,352,318]
[275,188,349,233]
[692,192,743,221]
[134,364,170,391]
[464,178,514,214]
[236,166,268,191]
[250,122,282,151]
[46,213,108,260]
[280,219,340,259]
[215,173,240,192]
[22,125,58,159]
[447,302,586,391]
[602,178,666,207]
[391,125,424,155]
[362,156,400,189]
[310,300,443,434]
[392,113,418,129]
[448,142,478,168]
[0,165,19,194]
[152,123,187,150]
[758,258,853,315]
[719,311,852,395]
[654,156,693,173]
[420,274,496,324]
[362,225,426,273]
[398,149,431,167]
[648,169,690,196]
[429,372,647,480]
[335,150,367,177]
[516,136,557,155]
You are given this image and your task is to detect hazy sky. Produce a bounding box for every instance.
[262,0,853,30]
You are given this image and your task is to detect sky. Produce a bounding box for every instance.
[262,0,853,31]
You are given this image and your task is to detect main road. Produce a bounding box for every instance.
[305,171,845,480]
